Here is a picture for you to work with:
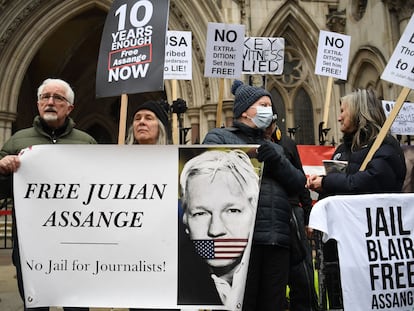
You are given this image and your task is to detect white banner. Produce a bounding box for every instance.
[13,145,261,310]
[309,193,414,311]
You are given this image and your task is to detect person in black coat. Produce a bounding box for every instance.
[306,88,407,309]
[203,80,306,311]
[265,123,319,311]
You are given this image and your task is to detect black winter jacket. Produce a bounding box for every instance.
[322,134,406,194]
[203,122,306,248]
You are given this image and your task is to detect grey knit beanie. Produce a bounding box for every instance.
[231,80,272,118]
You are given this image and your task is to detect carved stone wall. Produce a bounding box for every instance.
[0,0,412,146]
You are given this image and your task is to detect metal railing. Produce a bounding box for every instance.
[0,197,13,249]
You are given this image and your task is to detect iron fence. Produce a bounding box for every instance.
[0,197,13,249]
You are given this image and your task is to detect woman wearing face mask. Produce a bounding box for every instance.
[203,80,306,311]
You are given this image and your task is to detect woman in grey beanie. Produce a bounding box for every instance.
[203,80,306,311]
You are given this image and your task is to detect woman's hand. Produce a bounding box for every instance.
[306,174,323,192]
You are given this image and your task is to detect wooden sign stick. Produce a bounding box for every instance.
[117,93,128,145]
[172,79,179,145]
[322,76,334,128]
[360,86,411,171]
[215,78,224,128]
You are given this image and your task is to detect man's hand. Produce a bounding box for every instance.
[0,155,20,175]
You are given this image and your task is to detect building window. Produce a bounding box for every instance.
[270,88,286,134]
[293,88,314,144]
[275,47,305,89]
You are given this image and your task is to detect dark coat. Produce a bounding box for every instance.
[203,122,306,248]
[322,134,406,194]
[276,134,313,225]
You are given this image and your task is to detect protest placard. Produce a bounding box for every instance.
[315,30,351,129]
[204,22,245,78]
[164,30,192,80]
[14,145,261,310]
[242,37,284,75]
[382,100,414,135]
[381,14,414,89]
[315,30,351,80]
[96,0,169,98]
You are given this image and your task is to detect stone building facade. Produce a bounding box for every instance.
[0,0,413,146]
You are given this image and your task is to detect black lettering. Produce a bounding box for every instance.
[43,211,57,226]
[366,207,373,237]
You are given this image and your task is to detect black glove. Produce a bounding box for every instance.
[257,141,281,163]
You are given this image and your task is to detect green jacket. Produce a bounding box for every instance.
[0,115,97,197]
[0,116,96,156]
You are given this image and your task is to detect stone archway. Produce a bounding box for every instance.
[0,0,228,145]
[0,0,116,143]
[347,46,387,97]
[262,1,324,144]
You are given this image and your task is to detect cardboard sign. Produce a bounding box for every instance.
[315,30,351,80]
[96,0,169,98]
[381,14,414,89]
[242,37,285,75]
[204,22,245,78]
[164,30,192,80]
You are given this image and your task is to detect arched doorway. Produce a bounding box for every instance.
[13,4,165,144]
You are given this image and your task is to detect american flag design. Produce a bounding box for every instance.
[192,238,248,259]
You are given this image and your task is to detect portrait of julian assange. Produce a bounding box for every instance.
[177,148,261,310]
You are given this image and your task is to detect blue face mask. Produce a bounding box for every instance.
[249,106,274,129]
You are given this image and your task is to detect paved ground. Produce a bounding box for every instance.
[0,249,24,311]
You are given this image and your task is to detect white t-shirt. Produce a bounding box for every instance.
[309,193,414,311]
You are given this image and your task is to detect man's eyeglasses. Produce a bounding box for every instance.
[38,93,70,104]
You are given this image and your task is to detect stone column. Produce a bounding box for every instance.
[186,107,201,144]
[202,103,218,130]
[383,0,414,32]
[222,99,234,127]
[0,111,16,146]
